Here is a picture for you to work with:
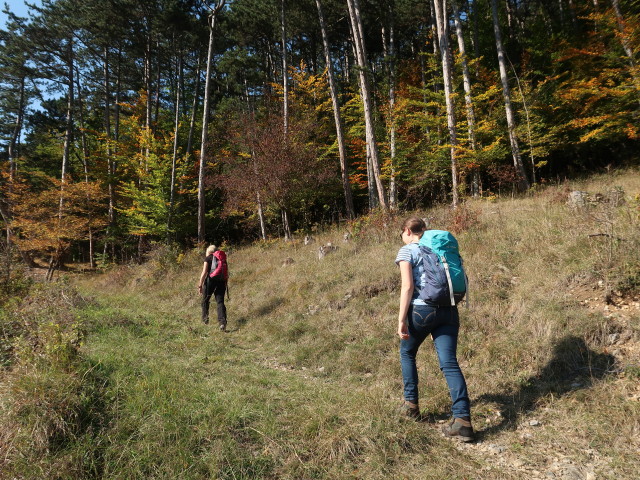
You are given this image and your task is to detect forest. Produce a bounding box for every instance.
[0,0,638,276]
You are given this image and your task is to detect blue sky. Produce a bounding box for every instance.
[1,1,41,29]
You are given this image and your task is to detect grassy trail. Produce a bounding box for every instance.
[80,288,479,479]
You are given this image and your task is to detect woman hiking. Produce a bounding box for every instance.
[395,216,474,441]
[198,245,228,331]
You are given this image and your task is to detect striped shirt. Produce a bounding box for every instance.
[395,242,427,305]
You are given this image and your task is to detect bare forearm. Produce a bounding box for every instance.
[398,288,412,324]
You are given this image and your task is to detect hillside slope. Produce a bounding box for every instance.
[2,170,639,479]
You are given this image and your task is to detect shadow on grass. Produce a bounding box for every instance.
[475,335,616,440]
[234,296,286,328]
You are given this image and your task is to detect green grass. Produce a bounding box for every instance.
[1,168,639,479]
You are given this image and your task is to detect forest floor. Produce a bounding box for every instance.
[2,169,639,479]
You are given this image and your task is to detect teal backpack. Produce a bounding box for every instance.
[418,230,468,306]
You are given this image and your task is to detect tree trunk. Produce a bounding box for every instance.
[168,55,181,243]
[281,208,292,241]
[115,47,121,145]
[281,0,289,133]
[257,192,266,240]
[429,0,443,143]
[382,3,398,210]
[61,39,73,188]
[451,0,480,197]
[472,0,480,61]
[316,0,355,219]
[346,0,387,210]
[75,67,95,268]
[198,1,225,245]
[491,0,530,190]
[610,0,640,105]
[58,36,74,254]
[144,33,152,167]
[8,76,25,179]
[153,40,161,130]
[433,0,460,207]
[419,49,431,140]
[186,52,202,159]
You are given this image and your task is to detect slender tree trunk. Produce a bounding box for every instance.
[343,40,350,83]
[507,56,537,184]
[472,0,480,61]
[252,145,267,241]
[346,0,387,210]
[154,41,161,130]
[429,0,440,57]
[257,192,266,240]
[452,0,480,196]
[281,208,291,241]
[419,49,431,140]
[382,2,398,210]
[433,0,460,207]
[186,52,202,159]
[198,1,225,245]
[61,40,74,189]
[429,0,443,143]
[75,69,95,268]
[316,0,355,219]
[610,0,640,104]
[491,0,530,190]
[104,46,115,244]
[168,55,181,243]
[114,47,121,145]
[281,0,289,133]
[280,0,292,238]
[144,33,152,167]
[52,38,74,281]
[345,30,376,208]
[109,46,122,262]
[8,76,25,179]
[5,74,25,273]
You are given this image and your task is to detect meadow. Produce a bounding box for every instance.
[1,169,639,479]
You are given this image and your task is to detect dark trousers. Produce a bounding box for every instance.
[202,278,227,326]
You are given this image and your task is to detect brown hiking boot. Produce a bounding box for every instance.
[442,417,475,442]
[400,400,421,420]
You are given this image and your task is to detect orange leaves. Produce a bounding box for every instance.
[7,173,107,256]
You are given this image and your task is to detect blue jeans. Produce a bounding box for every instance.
[400,303,470,418]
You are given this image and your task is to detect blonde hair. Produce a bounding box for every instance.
[205,245,217,256]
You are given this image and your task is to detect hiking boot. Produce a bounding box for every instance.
[400,400,421,420]
[442,417,475,442]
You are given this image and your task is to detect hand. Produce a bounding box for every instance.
[397,321,409,340]
[198,285,203,295]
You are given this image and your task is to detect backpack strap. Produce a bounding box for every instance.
[461,256,470,309]
[441,255,456,306]
[209,254,218,277]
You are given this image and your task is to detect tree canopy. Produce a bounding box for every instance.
[0,0,638,270]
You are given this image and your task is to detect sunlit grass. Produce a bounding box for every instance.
[1,168,639,479]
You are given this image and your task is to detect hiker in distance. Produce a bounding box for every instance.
[198,245,229,331]
[395,216,474,442]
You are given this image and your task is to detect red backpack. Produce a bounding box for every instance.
[209,250,228,281]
